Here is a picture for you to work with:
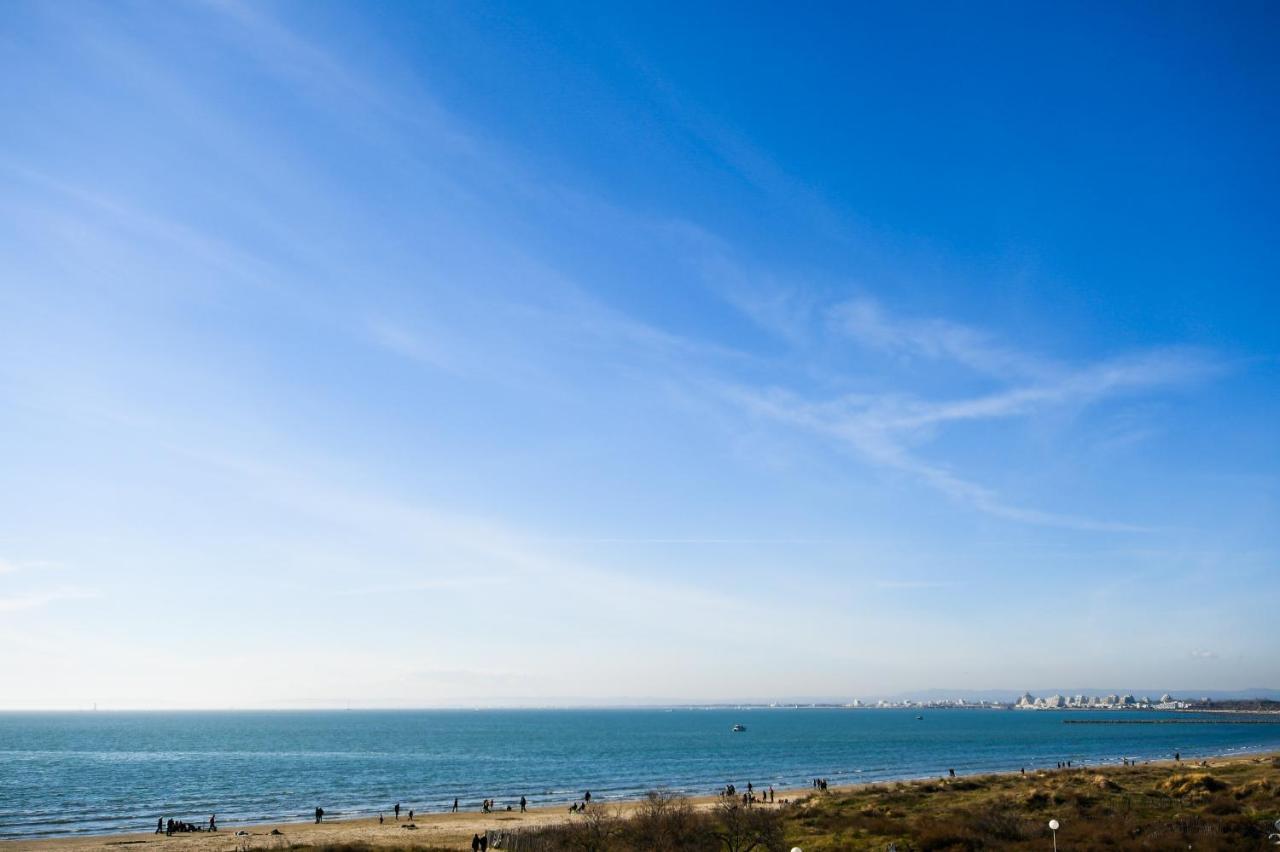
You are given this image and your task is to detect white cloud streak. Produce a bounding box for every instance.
[831,297,1050,379]
[725,298,1222,531]
[0,587,95,612]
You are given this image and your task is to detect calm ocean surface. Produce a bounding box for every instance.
[1,708,1278,838]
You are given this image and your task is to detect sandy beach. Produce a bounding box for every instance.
[0,789,805,852]
[7,751,1275,852]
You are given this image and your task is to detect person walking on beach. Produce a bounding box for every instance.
[155,818,164,834]
[315,807,324,824]
[519,796,526,813]
[452,797,459,813]
[209,814,217,832]
[394,802,400,821]
[583,790,591,803]
[471,833,481,851]
[408,809,413,822]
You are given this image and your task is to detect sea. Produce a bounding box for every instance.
[2,708,1278,839]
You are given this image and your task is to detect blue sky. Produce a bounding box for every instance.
[0,1,1276,708]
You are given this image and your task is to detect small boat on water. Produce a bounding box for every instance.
[731,723,747,732]
[916,715,924,720]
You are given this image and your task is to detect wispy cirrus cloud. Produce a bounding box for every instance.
[0,557,62,576]
[0,587,96,613]
[874,579,963,590]
[831,297,1051,380]
[724,297,1222,531]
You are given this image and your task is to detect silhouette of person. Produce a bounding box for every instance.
[394,803,400,821]
[452,798,459,813]
[479,834,488,851]
[315,807,324,824]
[471,833,481,851]
[583,791,591,803]
[209,815,217,832]
[379,814,383,824]
[156,818,164,834]
[520,796,526,813]
[408,810,413,822]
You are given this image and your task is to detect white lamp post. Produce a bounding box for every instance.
[1048,818,1060,851]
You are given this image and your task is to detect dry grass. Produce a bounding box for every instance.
[784,756,1280,850]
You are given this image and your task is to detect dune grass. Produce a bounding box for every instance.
[786,755,1280,850]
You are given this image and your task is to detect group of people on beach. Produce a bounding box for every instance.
[369,794,531,821]
[718,781,776,805]
[381,803,415,824]
[811,777,830,791]
[156,816,215,835]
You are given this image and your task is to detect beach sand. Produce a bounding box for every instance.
[0,790,801,852]
[5,752,1272,851]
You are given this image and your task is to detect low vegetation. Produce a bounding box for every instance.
[786,755,1280,850]
[294,755,1280,851]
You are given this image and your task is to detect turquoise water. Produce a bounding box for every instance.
[1,708,1277,838]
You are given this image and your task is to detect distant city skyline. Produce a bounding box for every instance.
[1,1,1277,709]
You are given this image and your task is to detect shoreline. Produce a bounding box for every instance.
[0,789,804,852]
[5,749,1278,851]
